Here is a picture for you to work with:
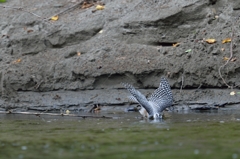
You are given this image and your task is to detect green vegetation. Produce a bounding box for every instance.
[0,114,240,159]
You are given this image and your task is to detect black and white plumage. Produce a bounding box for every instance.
[123,77,173,119]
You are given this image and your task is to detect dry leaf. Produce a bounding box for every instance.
[77,52,81,56]
[223,57,229,61]
[205,39,216,44]
[231,57,237,62]
[222,38,231,44]
[81,2,94,9]
[12,58,22,64]
[185,49,192,53]
[27,29,34,33]
[230,91,235,96]
[51,15,59,21]
[221,48,225,51]
[96,5,105,10]
[94,107,101,111]
[173,42,180,47]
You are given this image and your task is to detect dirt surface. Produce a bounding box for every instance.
[0,0,240,112]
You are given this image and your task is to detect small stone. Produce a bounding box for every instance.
[194,149,199,155]
[232,153,238,159]
[21,146,27,150]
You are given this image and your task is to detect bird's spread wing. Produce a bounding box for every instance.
[148,77,173,112]
[128,96,138,103]
[122,83,154,116]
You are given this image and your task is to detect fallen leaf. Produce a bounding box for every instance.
[53,94,61,100]
[96,5,105,10]
[230,91,235,96]
[173,42,180,47]
[94,106,101,111]
[185,49,192,53]
[81,2,94,9]
[231,57,237,62]
[27,29,34,33]
[12,58,21,64]
[222,38,231,44]
[221,48,225,51]
[99,30,103,34]
[223,57,229,61]
[77,52,81,56]
[205,39,216,44]
[51,15,59,21]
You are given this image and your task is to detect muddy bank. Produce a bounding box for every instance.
[0,0,239,111]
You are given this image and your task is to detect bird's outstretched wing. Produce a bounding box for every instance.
[122,83,154,116]
[128,96,138,103]
[148,77,173,112]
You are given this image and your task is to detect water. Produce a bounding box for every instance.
[0,109,240,159]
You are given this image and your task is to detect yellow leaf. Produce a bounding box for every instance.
[51,15,59,21]
[12,58,22,64]
[230,91,235,96]
[173,42,180,47]
[222,38,231,44]
[205,39,216,44]
[223,57,229,61]
[96,5,105,10]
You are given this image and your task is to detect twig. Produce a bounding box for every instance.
[197,84,202,89]
[46,1,84,20]
[34,80,43,89]
[180,72,184,93]
[218,26,234,88]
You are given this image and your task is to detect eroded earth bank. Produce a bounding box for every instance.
[0,0,240,113]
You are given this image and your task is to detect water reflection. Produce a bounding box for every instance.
[1,106,240,123]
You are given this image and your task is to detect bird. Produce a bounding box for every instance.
[122,77,173,119]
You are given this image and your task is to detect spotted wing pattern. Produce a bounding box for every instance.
[122,83,154,116]
[122,77,173,119]
[148,77,173,112]
[128,96,138,103]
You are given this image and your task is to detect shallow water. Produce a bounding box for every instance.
[1,108,240,159]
